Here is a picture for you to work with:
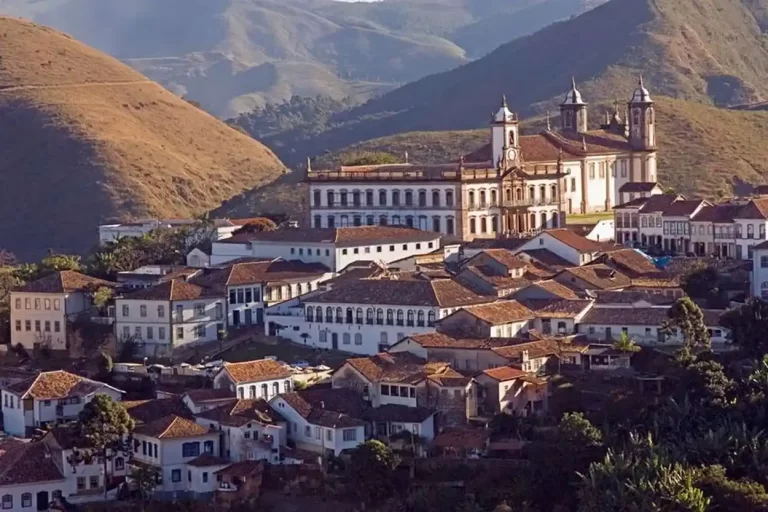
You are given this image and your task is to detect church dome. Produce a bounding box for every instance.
[630,76,653,103]
[562,78,585,105]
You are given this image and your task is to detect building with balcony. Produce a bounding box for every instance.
[212,359,293,401]
[114,279,226,357]
[306,79,659,241]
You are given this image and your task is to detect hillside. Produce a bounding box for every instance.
[245,0,768,166]
[0,17,286,260]
[215,96,768,218]
[0,0,602,117]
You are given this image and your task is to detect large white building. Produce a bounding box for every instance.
[114,279,226,357]
[207,226,442,272]
[10,271,114,351]
[98,218,259,246]
[306,79,659,241]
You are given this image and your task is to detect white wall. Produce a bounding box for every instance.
[0,480,67,511]
[133,432,219,494]
[334,237,441,272]
[213,371,292,401]
[516,232,587,265]
[577,322,730,347]
[10,292,76,350]
[753,248,768,298]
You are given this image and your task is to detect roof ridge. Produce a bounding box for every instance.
[158,415,180,438]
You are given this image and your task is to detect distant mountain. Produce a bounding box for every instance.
[0,17,285,260]
[0,0,602,117]
[244,0,768,166]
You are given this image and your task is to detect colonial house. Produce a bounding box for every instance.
[10,271,115,351]
[435,301,535,339]
[193,259,333,327]
[520,299,595,335]
[552,265,632,293]
[1,370,124,437]
[269,388,367,456]
[264,274,492,355]
[98,217,253,246]
[614,193,680,247]
[114,279,226,357]
[213,360,293,401]
[307,79,660,240]
[752,240,768,298]
[115,266,201,291]
[0,439,68,511]
[514,229,607,266]
[577,306,730,348]
[182,389,236,414]
[194,399,287,463]
[131,414,221,499]
[209,226,442,272]
[475,367,548,417]
[456,249,532,297]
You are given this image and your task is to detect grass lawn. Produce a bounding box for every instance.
[220,340,351,369]
[566,212,613,225]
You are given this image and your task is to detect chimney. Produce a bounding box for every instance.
[521,350,529,363]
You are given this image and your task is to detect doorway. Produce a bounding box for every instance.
[331,333,338,350]
[245,309,253,325]
[232,310,240,327]
[605,327,612,342]
[36,491,49,511]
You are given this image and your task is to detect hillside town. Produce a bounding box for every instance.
[1,80,768,512]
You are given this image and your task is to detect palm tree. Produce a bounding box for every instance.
[613,331,641,353]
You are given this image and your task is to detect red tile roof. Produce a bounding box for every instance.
[220,360,292,384]
[618,182,660,193]
[196,399,284,427]
[519,299,593,318]
[457,301,535,325]
[475,249,528,270]
[0,441,64,485]
[134,415,212,439]
[482,366,527,382]
[542,229,603,253]
[492,337,589,361]
[434,427,490,450]
[343,352,451,384]
[556,265,631,291]
[123,398,193,424]
[580,307,725,327]
[7,370,119,400]
[404,332,521,350]
[183,388,235,404]
[735,198,768,220]
[661,199,708,217]
[125,279,221,301]
[186,453,230,467]
[521,280,581,300]
[195,260,329,287]
[18,271,115,294]
[599,249,659,277]
[279,389,367,428]
[236,226,440,247]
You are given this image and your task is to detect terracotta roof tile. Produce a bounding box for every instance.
[123,398,192,425]
[183,388,235,404]
[196,398,284,427]
[735,198,768,220]
[519,299,593,318]
[237,226,439,247]
[594,290,676,305]
[125,279,221,301]
[195,260,329,287]
[542,229,603,253]
[482,366,527,382]
[279,388,368,428]
[492,337,590,361]
[186,453,230,467]
[134,414,212,439]
[434,427,489,450]
[599,249,659,277]
[215,460,264,478]
[615,194,681,212]
[0,441,64,485]
[459,266,532,292]
[518,249,573,270]
[618,182,660,193]
[364,404,435,423]
[661,199,708,217]
[691,204,741,224]
[343,352,452,384]
[405,332,522,350]
[457,301,535,325]
[465,238,527,251]
[19,271,115,294]
[473,249,528,270]
[556,265,631,291]
[221,360,292,384]
[580,307,725,326]
[6,370,118,400]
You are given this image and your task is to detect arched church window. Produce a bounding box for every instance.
[479,190,487,208]
[379,189,387,206]
[490,190,497,206]
[509,130,515,146]
[468,191,475,208]
[540,212,547,228]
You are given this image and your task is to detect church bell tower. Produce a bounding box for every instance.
[627,76,655,150]
[560,78,588,133]
[491,95,520,169]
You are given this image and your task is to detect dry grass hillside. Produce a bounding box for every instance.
[0,17,286,260]
[215,96,768,218]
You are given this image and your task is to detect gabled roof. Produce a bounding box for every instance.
[734,198,768,220]
[691,204,741,224]
[183,388,234,405]
[556,265,631,291]
[451,301,535,325]
[519,299,593,319]
[219,359,292,384]
[187,453,230,467]
[518,280,581,300]
[402,332,522,350]
[308,277,492,308]
[278,389,367,428]
[18,270,114,294]
[0,440,64,485]
[470,249,528,270]
[341,352,452,384]
[123,398,193,425]
[518,249,573,270]
[231,226,440,247]
[618,182,660,193]
[492,337,590,361]
[6,370,122,400]
[124,279,221,301]
[540,229,603,253]
[614,194,680,212]
[661,199,708,217]
[364,404,436,423]
[195,260,330,287]
[481,366,528,382]
[580,306,725,327]
[196,398,284,427]
[598,249,659,277]
[134,414,212,439]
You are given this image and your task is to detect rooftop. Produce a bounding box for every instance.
[219,226,440,247]
[123,398,193,425]
[134,414,212,439]
[519,299,593,318]
[279,389,367,429]
[618,182,660,193]
[557,265,632,291]
[195,398,284,427]
[0,440,64,486]
[455,301,535,325]
[342,352,452,384]
[7,370,120,400]
[18,270,115,294]
[220,359,293,384]
[404,332,523,350]
[481,366,528,382]
[124,279,221,301]
[195,259,330,287]
[580,306,725,327]
[541,229,604,253]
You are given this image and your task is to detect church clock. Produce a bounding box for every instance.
[506,148,519,163]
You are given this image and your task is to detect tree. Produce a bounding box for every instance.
[231,218,277,235]
[341,151,400,166]
[72,395,135,497]
[613,331,641,353]
[662,297,711,348]
[130,465,160,511]
[347,440,400,503]
[694,465,768,511]
[98,352,113,376]
[119,339,138,362]
[40,252,82,274]
[92,286,114,312]
[720,299,768,357]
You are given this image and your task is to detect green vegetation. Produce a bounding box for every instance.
[662,297,711,349]
[613,331,641,353]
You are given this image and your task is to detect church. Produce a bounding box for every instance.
[305,79,658,242]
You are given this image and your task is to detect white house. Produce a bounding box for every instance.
[752,240,768,298]
[0,439,68,512]
[1,370,124,437]
[514,229,605,266]
[577,306,730,348]
[617,182,663,206]
[213,360,293,401]
[116,266,201,290]
[114,279,226,357]
[209,226,442,272]
[194,259,333,327]
[131,414,220,498]
[98,218,255,246]
[269,389,367,456]
[475,366,548,417]
[194,398,287,463]
[265,275,492,355]
[10,271,115,351]
[182,389,237,414]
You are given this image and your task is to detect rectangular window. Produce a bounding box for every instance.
[34,320,40,332]
[77,476,86,490]
[147,327,154,340]
[122,305,129,317]
[14,298,20,310]
[44,321,50,332]
[53,299,60,310]
[203,472,208,483]
[195,303,205,317]
[172,469,181,482]
[245,288,252,303]
[14,320,20,332]
[381,384,390,395]
[343,429,357,441]
[176,305,183,320]
[215,303,223,319]
[24,298,30,309]
[237,289,245,304]
[182,442,201,458]
[140,305,147,317]
[159,327,166,340]
[195,324,206,338]
[316,427,321,439]
[305,426,312,438]
[122,326,130,339]
[158,305,165,318]
[229,290,237,304]
[135,326,142,339]
[44,298,51,310]
[21,494,31,507]
[90,475,99,489]
[34,298,40,310]
[176,327,184,340]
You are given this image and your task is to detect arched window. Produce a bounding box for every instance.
[344,307,352,323]
[2,495,12,509]
[204,440,214,453]
[354,333,363,345]
[528,186,535,200]
[516,188,522,201]
[316,306,324,323]
[748,224,755,238]
[530,213,536,229]
[326,307,333,323]
[418,190,427,207]
[406,216,414,228]
[506,188,512,201]
[366,190,374,206]
[260,384,268,397]
[491,215,498,233]
[386,309,394,325]
[407,310,415,326]
[480,217,487,233]
[551,185,557,201]
[340,190,348,206]
[272,382,280,396]
[417,311,425,327]
[353,215,361,227]
[306,307,314,322]
[352,190,361,207]
[380,332,388,345]
[432,190,440,206]
[397,310,404,326]
[468,190,476,208]
[356,308,363,324]
[539,185,546,202]
[427,311,436,326]
[446,190,454,206]
[284,380,291,393]
[490,190,497,206]
[377,309,384,325]
[541,212,548,228]
[343,333,351,345]
[392,190,400,206]
[249,385,256,399]
[470,218,476,234]
[557,321,567,333]
[366,308,374,325]
[392,215,401,225]
[327,191,335,206]
[405,190,414,206]
[327,215,335,228]
[21,493,31,508]
[551,211,559,228]
[313,190,321,207]
[641,216,647,227]
[340,215,349,227]
[379,190,387,206]
[479,190,487,207]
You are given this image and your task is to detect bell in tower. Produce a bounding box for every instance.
[627,76,655,150]
[560,78,588,133]
[491,95,520,168]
